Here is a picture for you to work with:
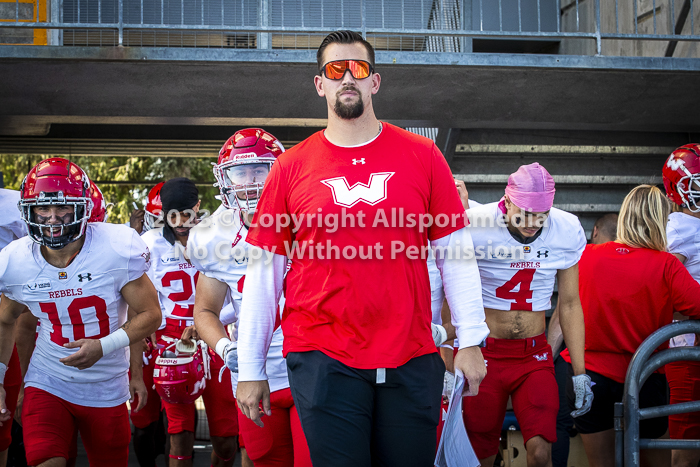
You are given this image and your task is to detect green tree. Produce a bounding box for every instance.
[0,155,220,224]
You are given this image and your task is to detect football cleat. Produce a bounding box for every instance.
[213,128,284,212]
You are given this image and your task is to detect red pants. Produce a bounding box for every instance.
[22,387,130,466]
[0,347,21,451]
[667,360,700,439]
[462,334,558,459]
[159,324,238,437]
[238,387,312,467]
[129,352,162,429]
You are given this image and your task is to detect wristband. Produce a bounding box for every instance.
[431,323,448,347]
[99,329,130,356]
[215,337,233,359]
[0,362,6,384]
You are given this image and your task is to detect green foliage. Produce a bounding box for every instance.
[0,155,220,224]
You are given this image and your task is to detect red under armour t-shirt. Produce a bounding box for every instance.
[247,123,466,369]
[561,242,700,383]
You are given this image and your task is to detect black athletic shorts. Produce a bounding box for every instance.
[566,363,668,438]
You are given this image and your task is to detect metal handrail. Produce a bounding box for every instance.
[1,0,700,52]
[615,320,700,467]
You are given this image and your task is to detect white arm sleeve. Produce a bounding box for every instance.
[432,227,490,349]
[237,249,287,382]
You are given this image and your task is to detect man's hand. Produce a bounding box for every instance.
[571,374,594,417]
[0,385,10,427]
[130,209,145,234]
[455,179,470,210]
[180,325,199,346]
[60,339,104,370]
[454,345,487,396]
[236,380,271,428]
[129,375,148,412]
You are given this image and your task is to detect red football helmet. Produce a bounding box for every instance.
[153,338,211,404]
[88,180,107,222]
[144,182,164,231]
[19,157,92,249]
[214,128,284,211]
[662,144,700,212]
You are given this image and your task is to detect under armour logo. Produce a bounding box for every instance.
[321,172,395,208]
[667,155,686,171]
[78,273,92,282]
[533,352,549,362]
[352,158,366,165]
[537,249,549,258]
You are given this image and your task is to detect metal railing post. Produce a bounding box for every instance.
[595,0,602,55]
[620,321,700,467]
[614,402,624,467]
[118,0,123,45]
[361,0,366,40]
[461,0,473,53]
[258,0,270,49]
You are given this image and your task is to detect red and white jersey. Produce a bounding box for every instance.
[667,212,700,347]
[0,189,26,250]
[141,228,198,327]
[0,223,150,407]
[466,202,586,311]
[187,209,287,394]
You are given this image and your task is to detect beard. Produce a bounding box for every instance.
[333,87,365,120]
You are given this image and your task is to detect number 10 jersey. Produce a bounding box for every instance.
[0,223,151,407]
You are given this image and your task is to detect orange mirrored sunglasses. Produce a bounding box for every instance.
[321,60,374,80]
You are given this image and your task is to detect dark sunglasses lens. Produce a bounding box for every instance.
[325,61,347,79]
[348,60,370,79]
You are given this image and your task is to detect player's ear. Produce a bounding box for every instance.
[370,72,381,95]
[314,75,325,97]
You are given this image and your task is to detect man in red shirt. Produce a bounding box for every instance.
[235,30,490,466]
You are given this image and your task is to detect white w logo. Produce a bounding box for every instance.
[321,172,395,208]
[667,155,686,171]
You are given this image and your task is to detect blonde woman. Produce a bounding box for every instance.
[560,185,700,467]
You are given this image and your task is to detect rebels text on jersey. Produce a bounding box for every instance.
[187,209,287,394]
[0,223,150,407]
[141,228,199,326]
[466,202,586,311]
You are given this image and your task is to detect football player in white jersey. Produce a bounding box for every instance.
[191,129,312,467]
[461,163,591,467]
[0,158,162,467]
[0,188,27,466]
[662,144,700,467]
[142,177,239,467]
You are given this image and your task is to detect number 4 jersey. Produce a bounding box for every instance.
[466,202,586,311]
[0,223,151,407]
